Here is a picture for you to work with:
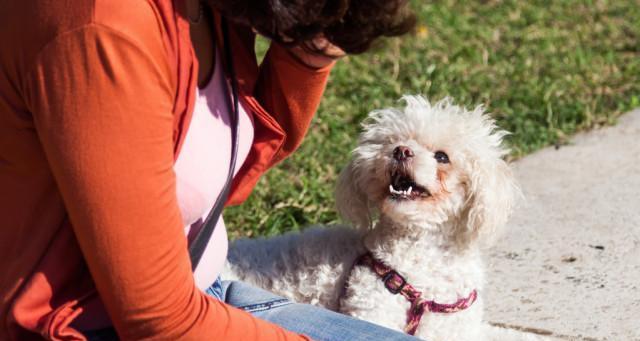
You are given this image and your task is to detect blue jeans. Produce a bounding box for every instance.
[85,278,419,340]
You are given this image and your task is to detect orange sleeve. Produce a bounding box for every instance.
[24,24,309,341]
[254,42,334,166]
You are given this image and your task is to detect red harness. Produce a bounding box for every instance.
[353,252,478,335]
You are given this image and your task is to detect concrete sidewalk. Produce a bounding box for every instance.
[485,109,640,341]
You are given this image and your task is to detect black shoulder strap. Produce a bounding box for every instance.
[189,16,239,270]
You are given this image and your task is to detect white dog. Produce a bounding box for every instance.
[226,96,532,340]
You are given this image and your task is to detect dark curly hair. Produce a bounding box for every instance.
[209,0,416,55]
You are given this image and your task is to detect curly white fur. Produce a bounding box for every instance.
[225,96,541,340]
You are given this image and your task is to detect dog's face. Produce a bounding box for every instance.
[336,96,518,242]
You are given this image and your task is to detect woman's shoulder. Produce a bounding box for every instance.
[91,0,174,54]
[3,0,175,74]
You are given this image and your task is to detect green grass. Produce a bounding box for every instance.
[225,0,640,239]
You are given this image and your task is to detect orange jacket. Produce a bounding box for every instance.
[0,0,331,340]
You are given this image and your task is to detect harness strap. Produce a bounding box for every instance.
[355,252,478,335]
[188,16,239,270]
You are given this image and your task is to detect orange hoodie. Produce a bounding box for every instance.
[0,0,331,339]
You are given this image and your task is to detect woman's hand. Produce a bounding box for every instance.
[286,36,346,69]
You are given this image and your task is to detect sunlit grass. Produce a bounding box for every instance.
[225,0,640,238]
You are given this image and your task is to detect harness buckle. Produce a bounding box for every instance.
[382,270,407,295]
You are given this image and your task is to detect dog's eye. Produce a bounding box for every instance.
[434,151,450,164]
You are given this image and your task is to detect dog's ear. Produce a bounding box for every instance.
[335,161,373,229]
[462,159,519,242]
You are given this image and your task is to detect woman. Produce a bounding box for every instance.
[0,0,415,339]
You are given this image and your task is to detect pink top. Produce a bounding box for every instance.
[174,47,254,290]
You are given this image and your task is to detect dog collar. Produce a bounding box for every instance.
[354,251,478,335]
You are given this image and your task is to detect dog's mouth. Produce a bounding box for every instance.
[388,170,430,200]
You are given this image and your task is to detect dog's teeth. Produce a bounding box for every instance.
[390,184,403,195]
[408,186,413,195]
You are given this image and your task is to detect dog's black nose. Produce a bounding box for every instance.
[393,146,414,161]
